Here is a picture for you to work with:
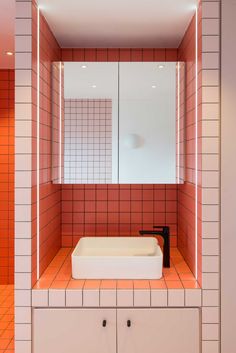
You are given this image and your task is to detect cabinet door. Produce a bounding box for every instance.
[117,308,200,353]
[119,62,177,184]
[33,308,116,353]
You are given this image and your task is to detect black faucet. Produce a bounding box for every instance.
[139,226,170,268]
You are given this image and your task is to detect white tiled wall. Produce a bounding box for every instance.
[200,1,220,353]
[64,99,112,183]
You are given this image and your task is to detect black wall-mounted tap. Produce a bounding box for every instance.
[139,226,170,268]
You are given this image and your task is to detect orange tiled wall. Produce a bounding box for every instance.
[177,8,202,278]
[60,48,179,248]
[31,6,62,284]
[0,70,14,285]
[61,184,178,247]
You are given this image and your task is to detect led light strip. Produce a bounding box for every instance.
[36,6,40,280]
[59,62,62,184]
[195,6,198,280]
[177,62,180,184]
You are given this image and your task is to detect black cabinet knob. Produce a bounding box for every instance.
[127,320,131,327]
[102,320,107,327]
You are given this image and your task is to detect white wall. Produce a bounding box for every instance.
[221,1,236,352]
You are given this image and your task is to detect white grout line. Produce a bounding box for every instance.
[36,6,40,280]
[195,6,199,280]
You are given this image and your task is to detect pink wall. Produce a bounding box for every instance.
[0,69,14,284]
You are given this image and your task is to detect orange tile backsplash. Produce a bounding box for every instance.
[0,70,14,285]
[61,184,178,248]
[34,247,200,290]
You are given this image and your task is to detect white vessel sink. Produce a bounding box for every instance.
[71,237,163,279]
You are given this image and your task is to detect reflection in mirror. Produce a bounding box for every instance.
[52,62,118,184]
[52,61,185,184]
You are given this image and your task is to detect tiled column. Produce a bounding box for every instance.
[200,1,220,353]
[15,1,34,352]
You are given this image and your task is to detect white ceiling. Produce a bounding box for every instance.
[0,0,197,69]
[38,0,197,48]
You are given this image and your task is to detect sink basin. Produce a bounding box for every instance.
[71,237,163,279]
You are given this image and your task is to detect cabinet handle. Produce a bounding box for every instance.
[127,320,131,327]
[102,320,107,327]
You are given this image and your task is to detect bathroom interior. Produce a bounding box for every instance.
[2,0,235,352]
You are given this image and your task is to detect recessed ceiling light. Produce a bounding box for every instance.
[151,85,157,89]
[92,84,97,88]
[81,65,87,69]
[5,51,13,56]
[158,64,164,69]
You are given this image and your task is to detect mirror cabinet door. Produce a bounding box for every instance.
[52,61,185,184]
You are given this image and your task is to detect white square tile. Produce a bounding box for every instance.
[15,35,32,53]
[134,290,150,307]
[49,289,65,307]
[15,307,31,324]
[202,2,220,18]
[15,222,31,239]
[16,2,32,18]
[83,289,99,307]
[15,239,31,256]
[168,289,184,307]
[15,289,31,307]
[202,36,220,53]
[32,290,48,307]
[202,19,220,35]
[202,273,219,290]
[202,323,219,340]
[15,52,32,69]
[202,239,219,256]
[202,86,219,103]
[15,323,31,340]
[15,273,31,290]
[202,256,219,273]
[202,121,219,138]
[202,137,219,154]
[15,255,31,273]
[202,53,219,69]
[100,290,116,307]
[151,290,167,307]
[15,18,32,35]
[202,290,219,307]
[15,69,32,86]
[66,290,83,307]
[15,103,32,120]
[201,155,219,172]
[15,171,32,188]
[202,205,219,222]
[15,340,32,353]
[202,222,219,239]
[185,289,201,306]
[202,341,219,353]
[117,290,133,307]
[202,307,219,323]
[202,103,219,120]
[15,121,32,138]
[202,70,219,87]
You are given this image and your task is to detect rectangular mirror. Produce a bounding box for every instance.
[52,61,185,184]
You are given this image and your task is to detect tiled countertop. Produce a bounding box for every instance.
[32,248,201,308]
